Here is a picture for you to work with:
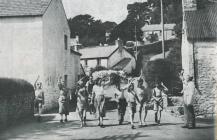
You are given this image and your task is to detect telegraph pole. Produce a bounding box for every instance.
[161,0,165,59]
[135,22,137,60]
[135,15,139,60]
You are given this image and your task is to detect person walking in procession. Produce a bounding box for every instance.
[152,81,168,125]
[92,77,110,127]
[115,85,128,125]
[135,78,150,126]
[58,78,69,123]
[86,76,95,114]
[76,81,89,127]
[181,75,201,129]
[126,82,140,129]
[34,76,45,122]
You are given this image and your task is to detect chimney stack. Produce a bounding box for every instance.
[115,38,123,52]
[75,35,79,43]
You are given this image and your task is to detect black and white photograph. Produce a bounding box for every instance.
[0,0,216,139]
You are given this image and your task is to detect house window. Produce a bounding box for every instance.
[159,31,162,36]
[101,59,108,67]
[64,75,68,87]
[172,30,175,35]
[64,35,68,50]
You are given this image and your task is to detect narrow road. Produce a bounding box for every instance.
[0,109,215,140]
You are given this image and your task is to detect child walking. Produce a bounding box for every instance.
[58,79,69,123]
[126,82,140,129]
[152,81,168,125]
[76,82,88,127]
[34,76,44,122]
[115,88,128,125]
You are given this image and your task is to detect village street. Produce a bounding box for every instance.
[0,109,215,140]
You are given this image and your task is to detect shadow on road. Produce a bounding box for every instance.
[0,114,83,140]
[73,132,149,140]
[193,126,215,129]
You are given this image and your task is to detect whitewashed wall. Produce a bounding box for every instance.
[0,17,43,84]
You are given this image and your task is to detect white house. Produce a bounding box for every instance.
[0,0,81,111]
[182,0,217,115]
[79,39,136,75]
[141,24,176,43]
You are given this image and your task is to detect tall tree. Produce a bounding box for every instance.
[68,14,117,47]
[109,0,183,43]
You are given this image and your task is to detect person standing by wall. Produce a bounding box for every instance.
[181,76,201,129]
[152,81,168,125]
[34,76,45,122]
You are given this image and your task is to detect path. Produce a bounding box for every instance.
[0,109,215,140]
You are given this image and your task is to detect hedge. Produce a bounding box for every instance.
[0,78,34,97]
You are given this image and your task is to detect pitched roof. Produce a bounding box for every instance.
[141,24,175,32]
[112,58,131,70]
[79,45,118,59]
[185,2,217,40]
[0,0,52,17]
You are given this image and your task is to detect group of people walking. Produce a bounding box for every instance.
[33,69,201,130]
[74,74,169,129]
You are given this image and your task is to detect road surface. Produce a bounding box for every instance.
[0,109,215,140]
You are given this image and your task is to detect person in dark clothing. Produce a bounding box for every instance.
[115,88,128,125]
[86,76,95,114]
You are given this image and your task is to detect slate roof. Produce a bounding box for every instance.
[112,58,131,70]
[185,2,217,40]
[0,0,52,17]
[79,45,118,59]
[141,24,175,32]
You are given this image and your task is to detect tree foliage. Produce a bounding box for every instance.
[144,59,175,89]
[68,14,117,47]
[109,0,183,43]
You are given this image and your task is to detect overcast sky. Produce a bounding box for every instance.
[62,0,147,24]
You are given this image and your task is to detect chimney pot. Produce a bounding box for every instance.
[115,38,123,52]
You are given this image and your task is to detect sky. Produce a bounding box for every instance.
[62,0,147,24]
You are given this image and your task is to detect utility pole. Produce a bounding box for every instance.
[135,15,139,60]
[135,22,137,60]
[161,0,165,59]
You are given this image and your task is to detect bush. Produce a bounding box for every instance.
[90,65,108,74]
[0,78,34,97]
[144,59,175,89]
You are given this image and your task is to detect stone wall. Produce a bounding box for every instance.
[0,78,35,130]
[193,42,217,116]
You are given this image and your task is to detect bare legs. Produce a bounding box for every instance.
[98,116,104,127]
[139,103,148,126]
[154,110,162,125]
[78,109,87,127]
[130,112,135,129]
[60,114,68,123]
[143,108,148,125]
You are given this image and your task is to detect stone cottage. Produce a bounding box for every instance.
[0,0,81,111]
[79,39,136,75]
[182,0,217,115]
